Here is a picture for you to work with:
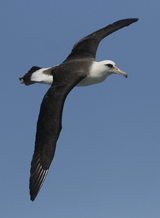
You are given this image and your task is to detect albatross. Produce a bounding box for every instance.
[19,18,138,201]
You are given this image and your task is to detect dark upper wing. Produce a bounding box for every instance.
[65,18,138,61]
[29,69,86,201]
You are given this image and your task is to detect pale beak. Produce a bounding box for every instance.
[113,65,128,78]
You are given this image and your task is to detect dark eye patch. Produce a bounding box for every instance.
[106,64,113,68]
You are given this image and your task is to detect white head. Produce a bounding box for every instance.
[98,60,128,78]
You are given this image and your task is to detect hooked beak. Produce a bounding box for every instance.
[113,65,128,78]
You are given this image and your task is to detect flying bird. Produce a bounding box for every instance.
[19,18,138,201]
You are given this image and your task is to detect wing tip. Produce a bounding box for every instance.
[30,195,36,201]
[29,164,49,201]
[112,18,139,29]
[117,18,139,25]
[130,18,139,22]
[125,18,139,24]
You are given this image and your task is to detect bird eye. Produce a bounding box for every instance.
[106,64,113,68]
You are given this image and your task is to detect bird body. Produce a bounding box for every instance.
[19,18,138,201]
[20,60,127,87]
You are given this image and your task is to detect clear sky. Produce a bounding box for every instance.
[0,0,160,217]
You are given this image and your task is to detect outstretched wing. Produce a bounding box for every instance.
[29,69,86,201]
[65,18,138,61]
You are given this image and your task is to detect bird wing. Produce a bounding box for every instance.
[29,69,86,201]
[65,18,138,61]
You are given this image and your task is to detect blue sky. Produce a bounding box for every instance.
[0,0,160,217]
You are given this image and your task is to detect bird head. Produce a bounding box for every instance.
[101,60,128,78]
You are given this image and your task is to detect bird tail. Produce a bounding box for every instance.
[19,66,42,86]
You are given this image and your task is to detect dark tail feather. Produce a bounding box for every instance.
[19,66,41,86]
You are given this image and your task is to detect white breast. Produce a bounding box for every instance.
[76,61,109,86]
